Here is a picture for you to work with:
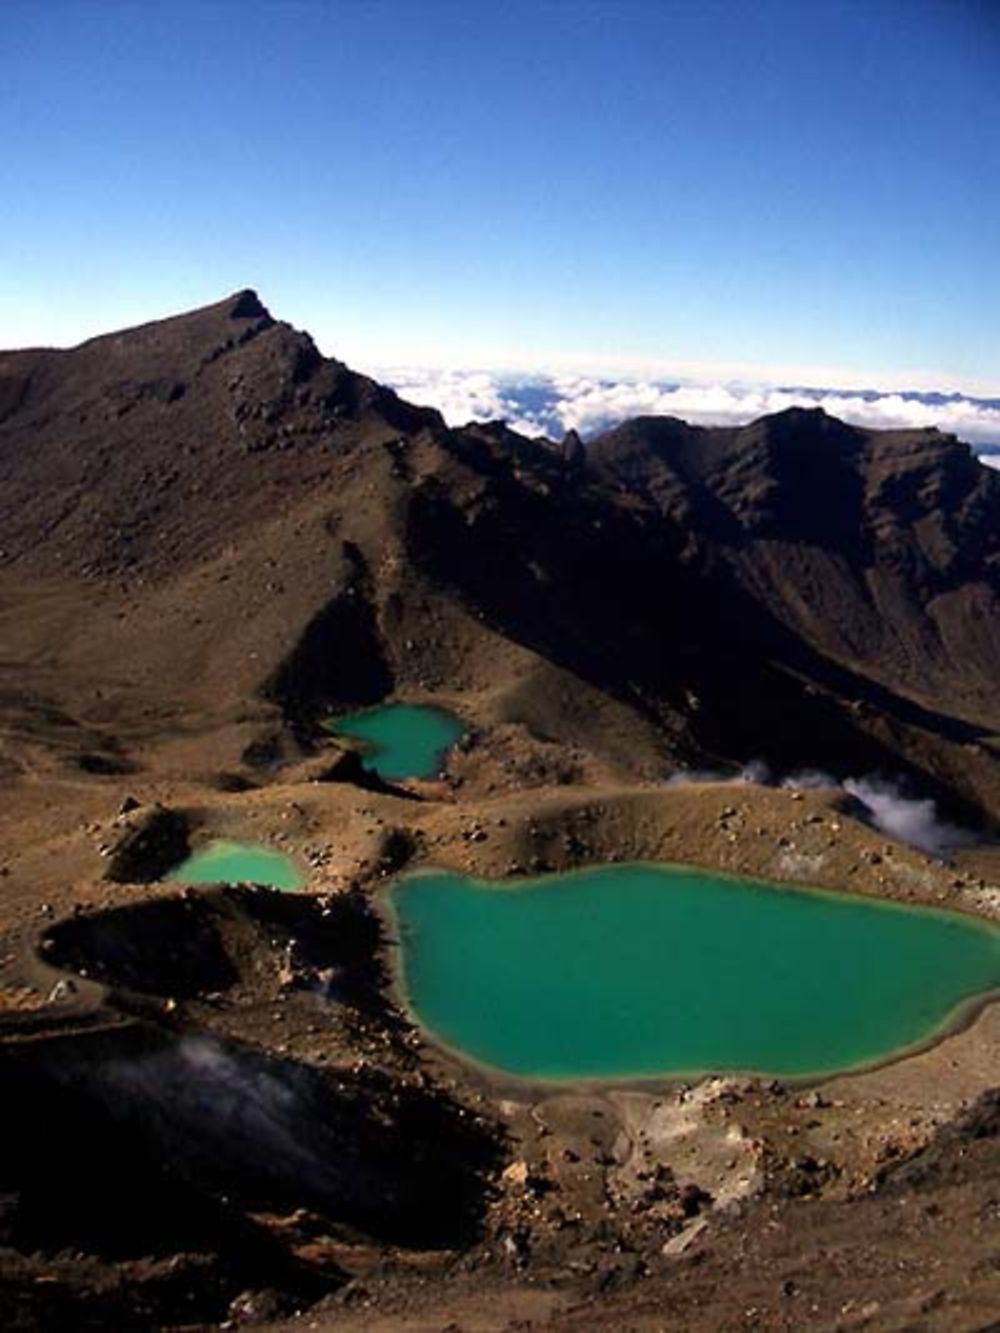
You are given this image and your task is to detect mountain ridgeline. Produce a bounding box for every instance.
[2,290,999,822]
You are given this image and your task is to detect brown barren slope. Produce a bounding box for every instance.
[1,293,1000,1331]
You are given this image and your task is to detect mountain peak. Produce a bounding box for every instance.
[226,288,271,321]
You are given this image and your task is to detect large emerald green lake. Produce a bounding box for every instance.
[329,702,465,781]
[389,864,1000,1081]
[169,840,305,891]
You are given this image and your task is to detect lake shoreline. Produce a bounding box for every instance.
[377,858,1000,1094]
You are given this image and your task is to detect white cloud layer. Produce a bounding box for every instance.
[383,367,1000,457]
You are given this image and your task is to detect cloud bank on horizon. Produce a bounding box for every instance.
[383,367,1000,462]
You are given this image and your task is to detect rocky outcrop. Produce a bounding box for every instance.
[105,806,190,884]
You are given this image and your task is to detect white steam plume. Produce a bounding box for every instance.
[840,776,972,857]
[670,764,974,859]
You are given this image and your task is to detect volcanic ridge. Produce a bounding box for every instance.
[2,292,1000,1330]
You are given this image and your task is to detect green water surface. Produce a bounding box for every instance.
[169,840,305,891]
[330,702,465,781]
[390,864,1000,1081]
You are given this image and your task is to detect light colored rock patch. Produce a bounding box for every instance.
[776,850,826,879]
[608,1079,765,1213]
[958,884,1000,919]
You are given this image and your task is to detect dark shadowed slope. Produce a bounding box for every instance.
[588,407,1000,725]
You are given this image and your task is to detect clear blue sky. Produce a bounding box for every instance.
[3,0,998,391]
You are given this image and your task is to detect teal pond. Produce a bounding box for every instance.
[329,702,465,781]
[389,864,1000,1081]
[169,840,305,891]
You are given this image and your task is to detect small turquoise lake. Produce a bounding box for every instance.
[389,864,1000,1081]
[169,840,305,891]
[329,702,465,781]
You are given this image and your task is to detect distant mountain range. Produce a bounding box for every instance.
[383,367,1000,461]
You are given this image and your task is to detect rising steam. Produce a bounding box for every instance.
[670,763,974,859]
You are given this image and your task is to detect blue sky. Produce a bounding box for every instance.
[3,0,999,392]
